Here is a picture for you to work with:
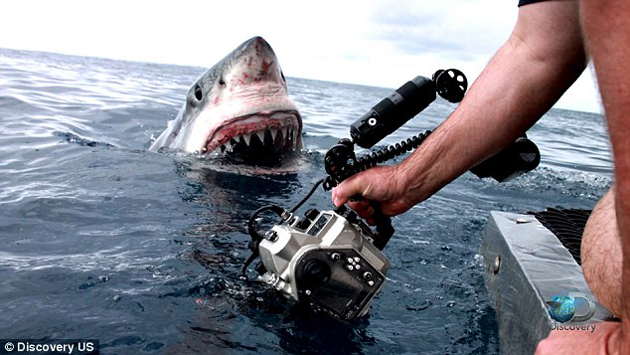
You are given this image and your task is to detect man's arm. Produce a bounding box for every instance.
[579,0,630,351]
[333,1,587,217]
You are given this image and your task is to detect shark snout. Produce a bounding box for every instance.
[234,36,284,84]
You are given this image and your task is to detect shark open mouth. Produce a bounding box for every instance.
[204,110,301,165]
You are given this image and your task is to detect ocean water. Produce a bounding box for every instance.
[0,48,613,354]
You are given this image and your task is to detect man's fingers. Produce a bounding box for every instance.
[348,199,370,211]
[332,189,346,207]
[357,206,375,220]
[332,173,367,206]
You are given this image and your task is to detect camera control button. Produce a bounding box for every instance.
[331,253,341,261]
[346,264,355,271]
[305,209,320,221]
[344,210,359,223]
[363,271,373,280]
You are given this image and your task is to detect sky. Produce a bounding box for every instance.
[0,0,601,113]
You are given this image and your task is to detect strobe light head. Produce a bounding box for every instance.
[433,69,468,103]
[350,69,467,149]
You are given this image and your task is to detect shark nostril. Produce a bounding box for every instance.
[194,85,203,101]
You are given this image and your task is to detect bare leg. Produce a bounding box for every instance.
[582,187,623,317]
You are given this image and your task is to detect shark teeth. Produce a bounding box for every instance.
[255,130,266,142]
[242,133,251,146]
[214,126,298,153]
[287,128,293,142]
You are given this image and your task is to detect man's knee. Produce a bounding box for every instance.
[581,187,623,317]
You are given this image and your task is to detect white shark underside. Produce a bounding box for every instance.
[150,37,302,165]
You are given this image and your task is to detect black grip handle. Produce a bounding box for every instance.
[371,204,394,250]
[349,195,395,250]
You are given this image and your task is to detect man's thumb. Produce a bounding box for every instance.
[332,173,365,206]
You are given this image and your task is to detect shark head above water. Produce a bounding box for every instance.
[150,36,302,165]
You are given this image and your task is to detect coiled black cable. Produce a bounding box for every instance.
[323,130,432,190]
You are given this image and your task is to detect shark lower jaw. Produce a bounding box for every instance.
[202,111,302,164]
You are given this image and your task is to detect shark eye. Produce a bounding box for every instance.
[194,85,203,101]
[219,78,226,86]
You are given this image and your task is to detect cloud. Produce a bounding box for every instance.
[367,0,516,61]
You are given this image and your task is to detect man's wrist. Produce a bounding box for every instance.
[394,159,432,206]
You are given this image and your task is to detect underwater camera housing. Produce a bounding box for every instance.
[256,205,389,320]
[244,199,394,321]
[244,69,541,321]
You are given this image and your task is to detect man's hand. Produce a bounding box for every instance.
[332,165,417,223]
[535,322,621,355]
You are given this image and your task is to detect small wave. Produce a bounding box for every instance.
[504,166,612,199]
[0,249,174,274]
[53,131,115,148]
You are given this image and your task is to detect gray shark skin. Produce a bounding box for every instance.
[150,37,302,164]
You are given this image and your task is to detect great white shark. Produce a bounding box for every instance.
[150,37,302,165]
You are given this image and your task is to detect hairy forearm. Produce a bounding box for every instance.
[582,0,630,351]
[396,2,586,204]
